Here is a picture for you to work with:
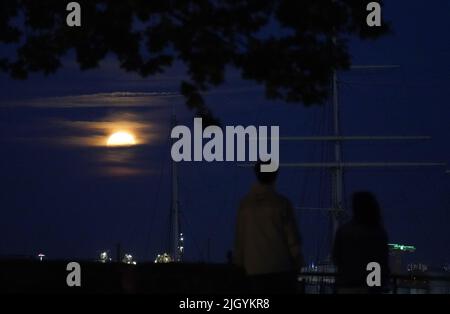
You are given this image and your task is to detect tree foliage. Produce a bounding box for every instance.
[0,0,389,123]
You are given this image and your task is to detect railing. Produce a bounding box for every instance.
[298,272,450,294]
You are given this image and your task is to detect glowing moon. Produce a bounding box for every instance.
[107,131,136,147]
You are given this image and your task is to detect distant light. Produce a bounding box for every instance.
[154,253,172,263]
[408,263,428,273]
[388,243,416,252]
[37,253,45,261]
[99,251,112,263]
[122,253,136,265]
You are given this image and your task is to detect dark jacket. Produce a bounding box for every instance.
[332,221,390,290]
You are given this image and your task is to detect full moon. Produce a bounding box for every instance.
[107,131,136,147]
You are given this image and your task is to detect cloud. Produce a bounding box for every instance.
[53,111,165,147]
[0,91,180,108]
[0,107,170,177]
[95,166,158,177]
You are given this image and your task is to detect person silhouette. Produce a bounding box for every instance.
[233,160,303,294]
[332,191,390,294]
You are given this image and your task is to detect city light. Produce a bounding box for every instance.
[99,251,112,263]
[178,232,185,260]
[388,243,416,252]
[154,253,172,263]
[122,253,137,265]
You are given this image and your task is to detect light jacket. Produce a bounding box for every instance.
[234,183,303,275]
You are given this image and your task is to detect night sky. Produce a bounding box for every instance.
[0,1,449,267]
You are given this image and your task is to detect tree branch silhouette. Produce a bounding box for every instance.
[0,0,389,124]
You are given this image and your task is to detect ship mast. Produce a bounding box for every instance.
[171,115,183,262]
[303,65,444,247]
[241,66,446,252]
[331,70,344,240]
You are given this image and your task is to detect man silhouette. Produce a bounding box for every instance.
[234,160,303,293]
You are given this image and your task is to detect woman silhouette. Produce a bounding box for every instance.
[332,191,390,293]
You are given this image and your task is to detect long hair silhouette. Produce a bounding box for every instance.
[351,191,383,228]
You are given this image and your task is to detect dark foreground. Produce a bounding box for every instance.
[2,260,450,294]
[0,260,246,293]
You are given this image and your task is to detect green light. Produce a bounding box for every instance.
[388,243,416,252]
